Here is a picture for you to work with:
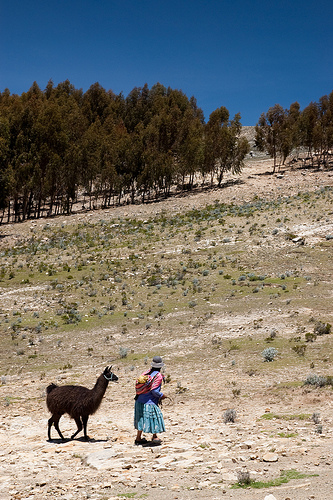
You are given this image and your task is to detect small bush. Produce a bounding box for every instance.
[314,321,331,336]
[312,412,321,424]
[292,344,307,356]
[176,381,188,394]
[265,329,278,342]
[262,347,278,362]
[212,334,222,345]
[270,329,278,339]
[305,332,317,342]
[304,374,327,387]
[224,408,237,423]
[237,470,251,486]
[119,347,128,358]
[232,388,241,397]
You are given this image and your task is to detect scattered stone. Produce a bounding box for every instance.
[264,495,278,500]
[262,452,279,462]
[240,440,255,449]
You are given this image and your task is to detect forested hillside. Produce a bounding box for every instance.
[0,81,332,224]
[0,81,248,223]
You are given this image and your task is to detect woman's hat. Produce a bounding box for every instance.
[151,355,164,368]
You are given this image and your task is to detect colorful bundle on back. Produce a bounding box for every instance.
[135,372,163,395]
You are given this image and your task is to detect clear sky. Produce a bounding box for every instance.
[1,0,332,125]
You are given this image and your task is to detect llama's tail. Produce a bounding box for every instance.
[46,383,58,394]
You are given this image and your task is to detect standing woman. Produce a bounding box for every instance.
[134,355,167,445]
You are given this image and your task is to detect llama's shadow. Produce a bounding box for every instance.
[47,436,109,443]
[47,438,71,444]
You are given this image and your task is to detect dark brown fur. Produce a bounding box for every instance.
[46,366,118,441]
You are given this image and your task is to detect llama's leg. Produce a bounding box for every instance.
[71,417,83,439]
[48,416,54,440]
[53,415,65,441]
[82,415,89,440]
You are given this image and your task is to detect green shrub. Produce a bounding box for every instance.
[314,321,331,336]
[119,347,128,358]
[292,344,307,356]
[304,374,327,387]
[305,332,317,342]
[262,347,278,362]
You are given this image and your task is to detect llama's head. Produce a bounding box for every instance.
[103,366,118,382]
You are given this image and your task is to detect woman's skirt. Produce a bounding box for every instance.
[134,401,166,434]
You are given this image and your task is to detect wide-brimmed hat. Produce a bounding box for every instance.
[151,355,164,368]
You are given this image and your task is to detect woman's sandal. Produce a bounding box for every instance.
[134,438,148,445]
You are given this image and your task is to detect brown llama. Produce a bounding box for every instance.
[46,366,118,441]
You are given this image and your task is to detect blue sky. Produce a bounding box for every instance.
[1,0,332,124]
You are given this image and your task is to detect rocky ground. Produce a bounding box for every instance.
[1,156,333,500]
[2,360,333,500]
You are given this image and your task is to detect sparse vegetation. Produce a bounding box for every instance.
[0,146,332,498]
[261,412,311,421]
[233,469,316,489]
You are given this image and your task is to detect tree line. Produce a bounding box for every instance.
[255,91,333,172]
[0,80,249,223]
[1,81,332,225]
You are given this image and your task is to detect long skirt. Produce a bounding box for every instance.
[134,401,166,434]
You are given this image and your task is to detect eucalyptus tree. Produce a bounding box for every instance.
[255,104,287,172]
[82,82,112,125]
[4,83,45,220]
[299,101,320,165]
[81,119,104,209]
[55,83,87,213]
[204,107,249,185]
[317,92,333,166]
[175,107,204,189]
[0,110,10,219]
[284,101,302,160]
[124,83,151,131]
